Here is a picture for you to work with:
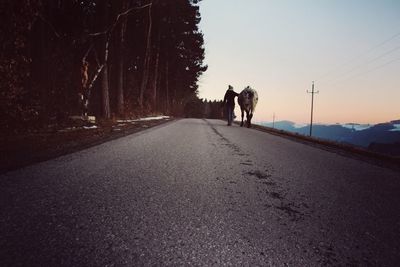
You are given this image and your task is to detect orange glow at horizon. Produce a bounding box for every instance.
[198,0,400,125]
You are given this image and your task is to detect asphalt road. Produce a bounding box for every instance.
[1,119,399,266]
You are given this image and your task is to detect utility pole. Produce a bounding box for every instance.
[272,113,275,129]
[307,81,319,136]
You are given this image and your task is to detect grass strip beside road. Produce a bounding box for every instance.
[0,117,174,174]
[247,123,400,171]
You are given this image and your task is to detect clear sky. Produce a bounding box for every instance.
[197,0,400,124]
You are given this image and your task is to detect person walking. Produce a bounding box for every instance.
[223,85,239,126]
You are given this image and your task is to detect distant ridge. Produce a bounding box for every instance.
[256,119,400,156]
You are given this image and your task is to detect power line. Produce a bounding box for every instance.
[321,44,400,85]
[315,30,400,82]
[272,113,275,129]
[326,56,400,87]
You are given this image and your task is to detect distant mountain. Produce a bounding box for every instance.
[309,125,353,142]
[256,119,400,156]
[260,121,299,132]
[342,123,372,131]
[343,123,400,147]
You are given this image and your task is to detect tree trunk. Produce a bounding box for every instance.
[152,43,160,112]
[165,58,169,114]
[101,55,110,119]
[80,60,89,117]
[101,1,111,119]
[116,0,128,116]
[116,37,125,116]
[139,3,152,111]
[156,59,162,113]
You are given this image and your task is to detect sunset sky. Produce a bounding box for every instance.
[197,0,400,124]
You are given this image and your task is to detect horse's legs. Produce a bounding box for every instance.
[240,108,244,127]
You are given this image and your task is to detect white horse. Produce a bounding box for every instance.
[238,86,258,128]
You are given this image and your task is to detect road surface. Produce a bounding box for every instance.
[1,119,399,266]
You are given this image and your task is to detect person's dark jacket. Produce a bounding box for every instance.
[223,90,239,107]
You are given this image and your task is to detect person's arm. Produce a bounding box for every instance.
[223,91,228,103]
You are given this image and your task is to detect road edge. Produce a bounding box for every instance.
[0,118,178,174]
[247,122,400,171]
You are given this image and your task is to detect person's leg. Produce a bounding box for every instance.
[227,106,232,125]
[226,106,230,125]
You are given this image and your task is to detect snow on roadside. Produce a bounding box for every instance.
[116,119,136,123]
[117,116,170,123]
[58,125,98,132]
[58,115,169,132]
[137,115,170,121]
[83,125,98,130]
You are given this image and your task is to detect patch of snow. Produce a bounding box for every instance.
[293,123,308,128]
[69,115,96,123]
[255,121,307,128]
[117,119,135,123]
[342,124,372,131]
[117,116,169,123]
[83,125,98,130]
[135,116,170,121]
[389,124,400,131]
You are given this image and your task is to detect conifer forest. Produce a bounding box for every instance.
[0,0,219,132]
